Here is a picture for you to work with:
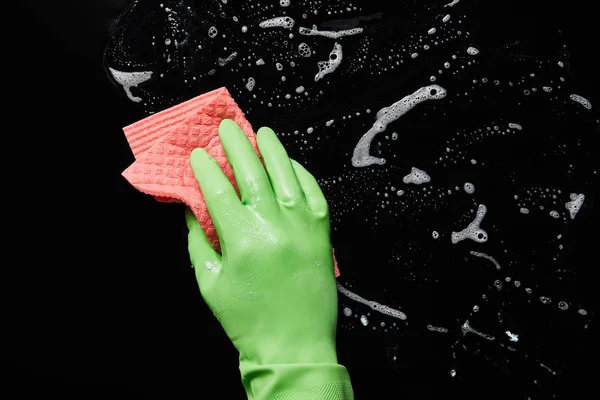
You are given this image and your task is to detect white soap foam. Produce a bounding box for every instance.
[246,77,256,91]
[205,261,220,273]
[508,122,523,130]
[108,68,153,102]
[451,204,488,244]
[470,251,501,270]
[570,94,592,110]
[427,324,449,333]
[352,85,447,167]
[315,42,343,81]
[402,167,431,185]
[259,16,295,29]
[218,51,237,66]
[461,320,495,341]
[565,193,584,219]
[299,25,363,38]
[298,42,312,57]
[505,331,519,342]
[337,282,407,320]
[464,182,475,194]
[444,0,460,7]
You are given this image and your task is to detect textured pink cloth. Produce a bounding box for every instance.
[121,87,340,276]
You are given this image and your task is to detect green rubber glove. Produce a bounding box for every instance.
[185,119,353,399]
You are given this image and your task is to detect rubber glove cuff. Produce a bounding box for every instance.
[240,361,354,400]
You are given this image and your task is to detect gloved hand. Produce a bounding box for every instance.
[186,119,353,399]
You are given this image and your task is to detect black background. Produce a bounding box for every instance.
[6,1,599,398]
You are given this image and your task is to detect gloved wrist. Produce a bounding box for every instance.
[238,337,339,366]
[240,362,353,400]
[238,337,352,399]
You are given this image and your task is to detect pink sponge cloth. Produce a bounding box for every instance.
[121,87,340,277]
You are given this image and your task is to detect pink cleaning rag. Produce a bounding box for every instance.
[121,87,340,277]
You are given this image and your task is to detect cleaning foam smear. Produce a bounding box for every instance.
[403,167,431,184]
[337,282,407,320]
[314,42,343,81]
[259,16,295,29]
[299,25,363,38]
[565,193,585,219]
[470,251,501,270]
[452,204,488,244]
[461,320,495,341]
[569,94,592,110]
[352,85,447,167]
[109,68,153,102]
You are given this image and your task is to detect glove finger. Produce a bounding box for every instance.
[290,159,329,218]
[190,147,245,240]
[256,126,302,206]
[218,119,277,212]
[185,208,222,289]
